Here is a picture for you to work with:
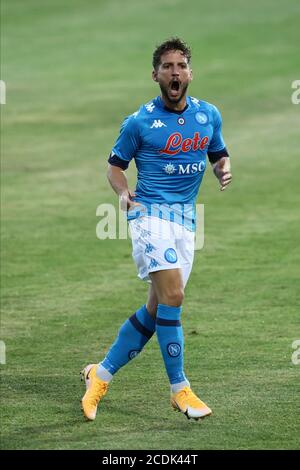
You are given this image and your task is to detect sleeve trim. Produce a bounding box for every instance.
[207,147,229,164]
[108,153,129,170]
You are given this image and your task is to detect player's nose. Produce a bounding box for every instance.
[171,66,180,76]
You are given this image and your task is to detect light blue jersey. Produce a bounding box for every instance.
[109,96,228,231]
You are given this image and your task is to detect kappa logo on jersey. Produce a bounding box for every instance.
[159,132,209,155]
[150,119,167,129]
[191,97,200,105]
[145,102,155,113]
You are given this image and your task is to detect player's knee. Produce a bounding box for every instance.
[161,288,184,307]
[172,288,184,306]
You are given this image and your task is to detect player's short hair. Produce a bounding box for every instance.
[152,37,192,70]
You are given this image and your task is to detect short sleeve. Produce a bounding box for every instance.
[207,106,227,155]
[110,114,140,165]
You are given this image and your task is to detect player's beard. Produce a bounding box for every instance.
[159,82,189,105]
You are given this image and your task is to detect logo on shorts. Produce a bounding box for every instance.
[167,343,181,357]
[148,258,160,269]
[195,111,209,125]
[164,248,178,264]
[140,229,151,238]
[128,350,140,360]
[145,243,156,254]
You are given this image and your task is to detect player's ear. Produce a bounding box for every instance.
[189,68,193,82]
[152,70,158,82]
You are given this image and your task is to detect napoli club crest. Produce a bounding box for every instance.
[164,248,178,263]
[195,112,209,125]
[128,350,140,360]
[167,343,181,357]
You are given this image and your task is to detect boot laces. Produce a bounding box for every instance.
[178,387,202,407]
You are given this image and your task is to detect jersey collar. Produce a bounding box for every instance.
[156,96,190,115]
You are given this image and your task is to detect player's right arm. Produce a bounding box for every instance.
[107,164,138,211]
[107,113,141,211]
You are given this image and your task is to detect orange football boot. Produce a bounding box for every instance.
[81,364,109,420]
[171,386,212,420]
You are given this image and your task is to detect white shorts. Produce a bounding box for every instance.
[129,216,195,287]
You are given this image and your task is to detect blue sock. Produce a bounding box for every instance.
[99,305,156,377]
[156,303,189,387]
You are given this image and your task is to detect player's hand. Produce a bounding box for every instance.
[120,190,142,211]
[213,157,232,191]
[219,171,232,191]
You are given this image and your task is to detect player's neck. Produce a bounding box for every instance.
[160,94,188,112]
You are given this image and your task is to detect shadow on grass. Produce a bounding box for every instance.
[1,371,209,449]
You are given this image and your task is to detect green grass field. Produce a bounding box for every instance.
[1,0,300,450]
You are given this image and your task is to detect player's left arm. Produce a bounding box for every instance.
[212,156,232,192]
[207,105,232,191]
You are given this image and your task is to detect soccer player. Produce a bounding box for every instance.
[81,37,232,421]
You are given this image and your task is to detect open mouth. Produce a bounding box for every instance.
[169,80,180,95]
